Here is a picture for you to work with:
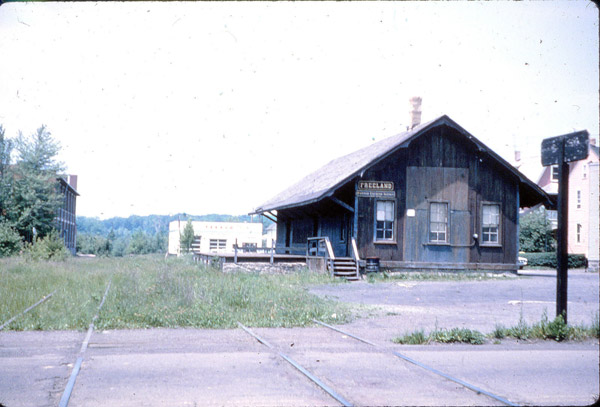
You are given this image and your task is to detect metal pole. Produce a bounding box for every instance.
[556,141,569,323]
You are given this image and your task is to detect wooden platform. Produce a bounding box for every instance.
[193,252,307,266]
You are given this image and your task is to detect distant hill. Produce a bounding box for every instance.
[77,213,270,238]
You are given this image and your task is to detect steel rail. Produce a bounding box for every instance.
[59,280,112,407]
[313,319,520,407]
[0,290,56,330]
[237,322,353,407]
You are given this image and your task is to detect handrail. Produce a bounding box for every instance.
[350,237,360,279]
[350,237,360,262]
[306,237,335,259]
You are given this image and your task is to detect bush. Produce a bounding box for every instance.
[24,231,69,261]
[521,252,587,268]
[519,207,555,252]
[0,221,22,257]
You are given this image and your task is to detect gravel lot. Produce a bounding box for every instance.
[309,269,599,337]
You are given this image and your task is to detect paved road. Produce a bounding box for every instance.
[1,270,598,406]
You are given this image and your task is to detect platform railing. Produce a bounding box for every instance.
[307,237,335,276]
[233,239,275,264]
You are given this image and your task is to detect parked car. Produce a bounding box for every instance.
[518,256,528,269]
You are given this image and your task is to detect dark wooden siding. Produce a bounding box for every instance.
[404,167,470,263]
[356,124,519,265]
[468,158,518,264]
[275,124,520,267]
[356,146,408,261]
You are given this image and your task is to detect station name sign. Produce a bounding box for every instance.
[356,181,396,198]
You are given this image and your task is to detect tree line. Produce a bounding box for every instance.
[77,213,271,256]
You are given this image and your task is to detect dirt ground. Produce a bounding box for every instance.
[1,269,598,407]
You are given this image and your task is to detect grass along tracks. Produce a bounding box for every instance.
[0,255,350,331]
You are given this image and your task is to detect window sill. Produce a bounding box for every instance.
[374,240,397,245]
[424,242,451,246]
[480,243,502,248]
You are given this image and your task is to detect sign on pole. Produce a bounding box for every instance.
[541,130,589,324]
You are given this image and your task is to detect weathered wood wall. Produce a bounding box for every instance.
[274,124,520,267]
[356,124,519,265]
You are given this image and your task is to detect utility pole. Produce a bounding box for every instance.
[541,130,589,324]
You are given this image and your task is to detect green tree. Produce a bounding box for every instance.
[519,206,555,253]
[127,230,154,255]
[7,126,65,243]
[0,125,14,219]
[180,219,195,253]
[0,220,22,257]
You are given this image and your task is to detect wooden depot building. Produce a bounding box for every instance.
[252,115,552,276]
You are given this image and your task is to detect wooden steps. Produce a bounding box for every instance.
[331,257,360,281]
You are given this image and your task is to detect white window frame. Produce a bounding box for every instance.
[481,202,501,246]
[374,200,395,243]
[429,201,449,244]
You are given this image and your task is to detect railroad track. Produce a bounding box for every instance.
[0,290,56,331]
[238,320,520,407]
[6,290,519,406]
[58,280,112,407]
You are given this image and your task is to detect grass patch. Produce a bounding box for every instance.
[0,255,349,330]
[394,319,486,345]
[366,270,512,283]
[394,311,600,345]
[393,329,428,345]
[494,310,599,342]
[393,327,486,345]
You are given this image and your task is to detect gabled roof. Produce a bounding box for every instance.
[254,115,552,214]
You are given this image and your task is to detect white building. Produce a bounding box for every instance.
[168,220,263,256]
[262,223,277,247]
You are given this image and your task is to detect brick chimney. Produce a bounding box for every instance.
[67,174,78,190]
[514,150,521,165]
[408,96,422,130]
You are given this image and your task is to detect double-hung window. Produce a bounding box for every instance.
[375,200,395,241]
[482,203,500,245]
[429,202,448,243]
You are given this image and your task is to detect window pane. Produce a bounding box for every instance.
[386,202,394,220]
[429,202,448,242]
[375,202,395,241]
[482,226,498,243]
[483,204,500,226]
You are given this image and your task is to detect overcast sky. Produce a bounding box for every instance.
[0,1,597,219]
